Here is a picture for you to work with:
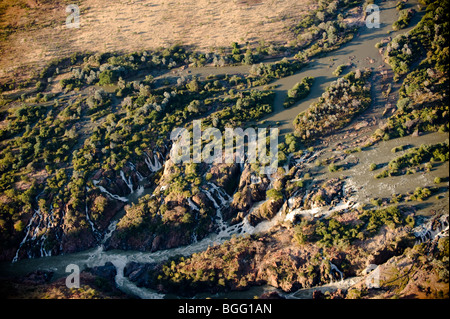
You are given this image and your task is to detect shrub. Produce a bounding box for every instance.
[328,163,339,172]
[293,70,372,141]
[283,77,314,108]
[266,189,283,201]
[98,70,117,85]
[332,64,347,77]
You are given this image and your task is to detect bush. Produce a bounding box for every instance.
[284,77,315,108]
[266,189,283,201]
[328,163,339,172]
[392,9,415,31]
[332,64,347,77]
[293,70,372,141]
[360,205,404,235]
[98,70,117,85]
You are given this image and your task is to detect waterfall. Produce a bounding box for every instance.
[144,151,162,172]
[135,185,144,197]
[102,219,119,245]
[250,174,262,184]
[12,202,55,262]
[413,214,449,245]
[203,188,220,209]
[12,209,40,263]
[187,197,200,211]
[135,170,145,182]
[93,180,128,203]
[329,262,344,283]
[85,195,100,241]
[128,162,145,182]
[120,170,134,193]
[39,205,55,258]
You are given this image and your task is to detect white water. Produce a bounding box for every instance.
[187,197,200,211]
[128,162,145,182]
[93,180,128,203]
[144,152,163,172]
[12,209,40,263]
[85,196,99,240]
[413,214,449,245]
[329,262,344,283]
[12,192,56,262]
[284,180,359,222]
[120,170,134,193]
[285,276,363,299]
[5,1,429,298]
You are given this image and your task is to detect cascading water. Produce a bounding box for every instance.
[92,180,128,203]
[12,191,55,262]
[413,214,449,245]
[144,151,163,172]
[12,209,39,263]
[128,162,145,182]
[85,196,100,241]
[120,170,134,193]
[329,262,344,283]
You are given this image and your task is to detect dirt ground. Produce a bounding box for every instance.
[0,0,314,84]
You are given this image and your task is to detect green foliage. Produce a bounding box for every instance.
[359,206,405,234]
[283,77,314,108]
[293,70,371,141]
[266,189,283,201]
[392,9,415,31]
[98,70,117,85]
[249,58,304,86]
[410,187,433,201]
[328,163,339,172]
[332,64,348,77]
[393,142,448,170]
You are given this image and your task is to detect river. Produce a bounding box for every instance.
[0,0,424,299]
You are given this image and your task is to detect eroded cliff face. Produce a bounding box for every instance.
[118,224,390,297]
[103,157,247,252]
[0,263,128,299]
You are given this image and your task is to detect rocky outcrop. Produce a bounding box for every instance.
[247,198,284,227]
[226,165,271,221]
[0,267,128,299]
[124,262,161,287]
[259,291,286,299]
[303,178,345,209]
[86,262,117,282]
[19,270,54,285]
[208,163,241,195]
[124,228,361,297]
[95,173,131,197]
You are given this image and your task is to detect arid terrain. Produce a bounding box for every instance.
[1,0,314,83]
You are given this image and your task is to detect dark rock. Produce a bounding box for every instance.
[88,262,117,281]
[312,290,325,299]
[248,198,283,227]
[124,262,160,287]
[21,270,54,285]
[259,291,286,299]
